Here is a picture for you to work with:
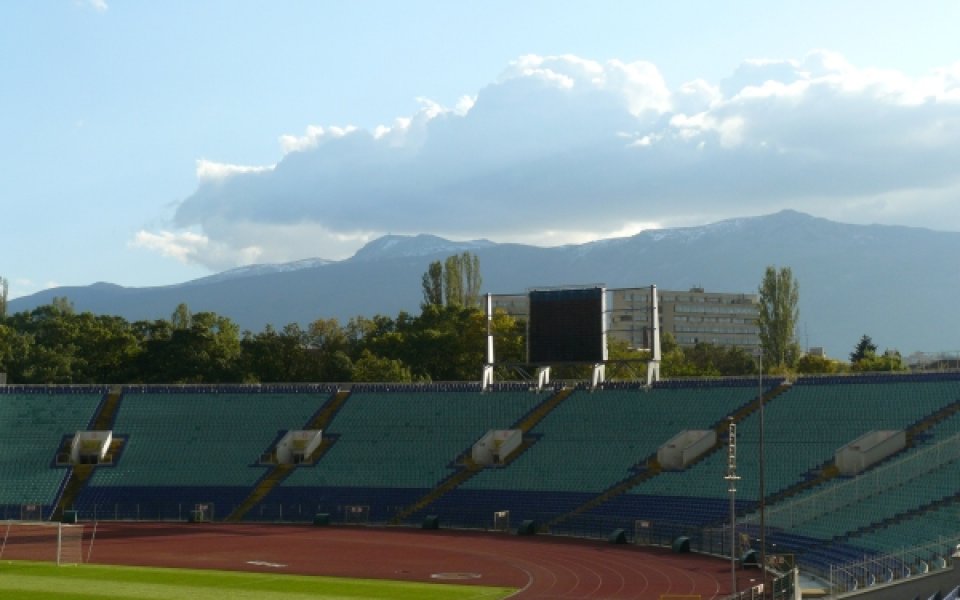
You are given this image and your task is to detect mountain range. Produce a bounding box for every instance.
[10,210,959,358]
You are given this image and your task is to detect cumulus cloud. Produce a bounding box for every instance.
[148,51,960,270]
[132,222,376,272]
[278,125,359,154]
[132,230,218,265]
[195,160,274,182]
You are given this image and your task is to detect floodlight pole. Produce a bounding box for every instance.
[725,419,741,596]
[758,349,767,595]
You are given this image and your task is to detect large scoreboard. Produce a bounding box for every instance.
[527,287,606,363]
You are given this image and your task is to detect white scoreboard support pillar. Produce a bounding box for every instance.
[536,367,551,392]
[591,363,605,390]
[482,293,495,390]
[646,284,661,386]
[592,287,608,389]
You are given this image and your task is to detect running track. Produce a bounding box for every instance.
[82,523,761,599]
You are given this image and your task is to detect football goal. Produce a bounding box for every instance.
[0,520,85,565]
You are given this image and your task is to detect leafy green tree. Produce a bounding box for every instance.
[443,255,464,307]
[445,252,482,307]
[0,323,13,372]
[852,350,906,372]
[306,318,348,353]
[407,305,482,380]
[6,302,86,382]
[654,333,758,378]
[797,353,847,374]
[171,303,192,329]
[306,318,354,380]
[849,334,878,363]
[240,326,289,382]
[352,314,406,371]
[0,276,8,320]
[362,305,483,381]
[758,266,801,370]
[659,332,692,377]
[345,314,396,348]
[660,330,679,354]
[322,350,355,381]
[3,306,64,382]
[0,302,140,383]
[134,322,179,383]
[605,337,650,380]
[192,311,242,379]
[462,252,482,308]
[491,310,525,370]
[683,342,757,376]
[136,309,241,382]
[0,323,32,382]
[70,313,141,383]
[51,296,75,315]
[240,324,320,383]
[420,252,483,308]
[849,335,905,372]
[421,261,443,307]
[351,349,412,382]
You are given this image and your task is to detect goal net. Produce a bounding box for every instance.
[0,520,85,565]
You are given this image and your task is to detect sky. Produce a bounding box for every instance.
[3,1,960,299]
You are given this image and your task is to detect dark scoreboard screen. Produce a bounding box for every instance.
[528,287,605,363]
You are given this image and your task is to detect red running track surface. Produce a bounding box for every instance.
[83,523,761,599]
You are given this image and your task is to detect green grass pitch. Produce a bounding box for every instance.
[0,561,516,600]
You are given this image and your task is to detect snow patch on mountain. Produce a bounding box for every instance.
[350,234,496,262]
[180,258,334,286]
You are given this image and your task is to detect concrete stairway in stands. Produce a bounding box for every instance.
[52,386,126,521]
[225,389,351,522]
[547,381,795,530]
[389,387,576,525]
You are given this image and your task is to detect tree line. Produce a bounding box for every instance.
[0,297,529,384]
[0,261,903,384]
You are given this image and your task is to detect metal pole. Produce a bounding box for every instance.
[725,419,741,596]
[758,351,767,596]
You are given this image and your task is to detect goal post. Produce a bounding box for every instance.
[20,503,43,521]
[57,522,84,565]
[0,520,84,565]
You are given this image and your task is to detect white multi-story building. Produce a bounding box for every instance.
[610,287,759,350]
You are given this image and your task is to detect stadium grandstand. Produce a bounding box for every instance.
[2,373,960,598]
